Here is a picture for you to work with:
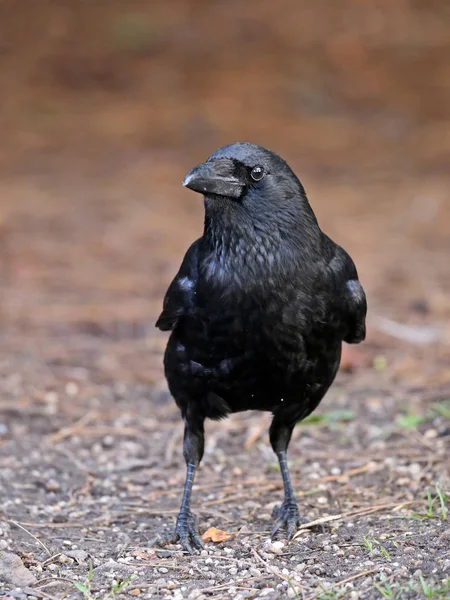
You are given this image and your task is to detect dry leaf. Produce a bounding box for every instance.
[201,527,232,543]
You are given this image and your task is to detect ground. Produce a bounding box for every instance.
[1,322,450,600]
[0,2,450,599]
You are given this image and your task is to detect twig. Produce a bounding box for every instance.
[10,520,99,529]
[293,501,416,539]
[122,560,178,568]
[317,462,379,483]
[29,576,76,588]
[10,520,52,556]
[11,503,234,531]
[202,485,278,507]
[48,410,98,443]
[148,478,277,498]
[370,315,444,345]
[252,548,306,589]
[404,429,437,452]
[305,568,378,600]
[42,553,62,566]
[23,587,61,600]
[51,425,149,441]
[244,416,269,449]
[123,501,236,519]
[53,445,96,475]
[392,501,417,512]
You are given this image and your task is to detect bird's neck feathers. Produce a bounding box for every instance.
[201,195,321,288]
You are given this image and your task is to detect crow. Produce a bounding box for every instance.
[156,142,366,553]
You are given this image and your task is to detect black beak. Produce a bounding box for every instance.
[182,159,244,199]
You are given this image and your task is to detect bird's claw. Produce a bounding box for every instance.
[271,501,305,540]
[172,510,205,554]
[149,511,204,554]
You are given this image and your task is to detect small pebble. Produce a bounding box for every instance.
[58,554,72,564]
[267,540,284,555]
[424,429,437,439]
[45,479,61,493]
[65,382,79,396]
[102,435,115,448]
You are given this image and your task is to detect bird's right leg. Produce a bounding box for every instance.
[171,410,205,553]
[269,415,304,540]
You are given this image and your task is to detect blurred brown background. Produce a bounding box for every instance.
[1,0,449,385]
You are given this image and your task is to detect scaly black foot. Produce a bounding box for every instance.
[271,500,306,540]
[150,511,204,554]
[171,510,204,554]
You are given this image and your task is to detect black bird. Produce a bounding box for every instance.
[156,142,366,553]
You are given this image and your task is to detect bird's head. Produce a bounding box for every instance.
[182,142,320,279]
[183,142,305,210]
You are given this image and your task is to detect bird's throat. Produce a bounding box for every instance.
[202,202,285,288]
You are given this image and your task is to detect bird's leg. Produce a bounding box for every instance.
[272,449,304,538]
[269,418,304,539]
[172,412,205,553]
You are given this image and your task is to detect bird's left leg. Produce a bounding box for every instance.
[269,415,304,539]
[150,406,205,554]
[171,408,206,553]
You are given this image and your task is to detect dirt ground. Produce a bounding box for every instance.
[0,2,450,599]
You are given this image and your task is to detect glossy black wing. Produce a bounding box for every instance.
[326,239,367,344]
[342,277,367,343]
[155,239,200,332]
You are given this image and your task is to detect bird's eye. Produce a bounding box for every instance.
[250,166,265,181]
